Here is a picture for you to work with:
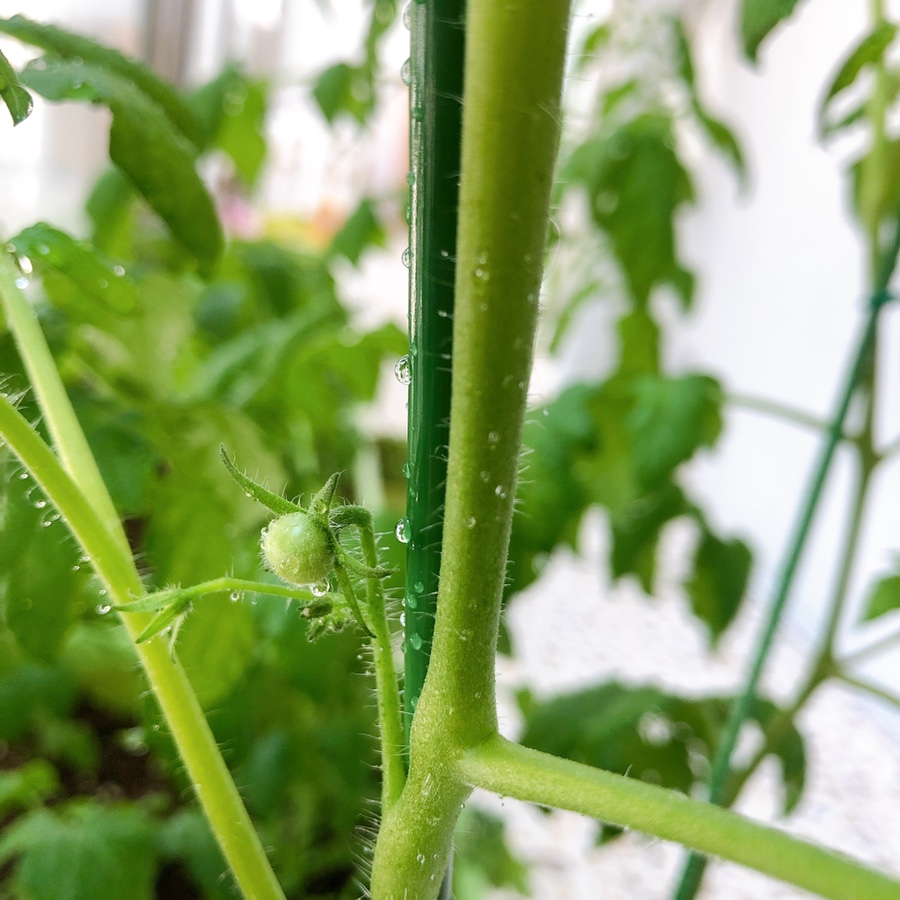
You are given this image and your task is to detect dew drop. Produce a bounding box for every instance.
[113,264,125,276]
[406,171,416,186]
[311,580,328,597]
[487,430,500,445]
[409,632,423,651]
[413,581,424,593]
[395,517,411,543]
[416,852,426,865]
[34,499,47,509]
[402,461,411,478]
[230,590,241,602]
[402,2,411,28]
[465,516,476,529]
[15,276,28,289]
[97,604,111,615]
[394,355,412,385]
[400,58,412,85]
[18,472,28,479]
[36,243,49,255]
[401,246,412,268]
[410,105,423,121]
[494,485,507,499]
[407,593,418,609]
[479,470,490,483]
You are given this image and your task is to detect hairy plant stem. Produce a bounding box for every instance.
[459,736,900,900]
[0,264,285,900]
[360,528,405,812]
[370,0,572,894]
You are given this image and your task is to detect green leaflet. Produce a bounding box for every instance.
[0,14,202,145]
[20,58,223,271]
[565,114,695,307]
[740,0,805,63]
[0,45,32,124]
[861,572,900,621]
[685,528,753,643]
[9,222,136,316]
[0,802,157,900]
[819,23,898,137]
[672,17,746,184]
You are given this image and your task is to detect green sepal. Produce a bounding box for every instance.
[220,445,301,516]
[134,594,192,644]
[113,586,190,615]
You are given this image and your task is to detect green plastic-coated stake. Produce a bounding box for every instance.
[672,221,900,900]
[404,4,464,896]
[403,0,464,739]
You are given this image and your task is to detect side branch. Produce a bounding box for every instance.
[459,737,900,900]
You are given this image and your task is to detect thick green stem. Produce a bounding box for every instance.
[0,395,285,900]
[370,1,573,896]
[460,737,900,900]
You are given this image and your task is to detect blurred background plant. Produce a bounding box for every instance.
[0,1,898,898]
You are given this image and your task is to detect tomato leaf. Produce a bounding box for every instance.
[861,573,900,621]
[0,45,32,124]
[740,0,805,63]
[0,14,202,145]
[20,58,223,270]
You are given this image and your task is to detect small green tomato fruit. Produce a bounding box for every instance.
[262,512,335,586]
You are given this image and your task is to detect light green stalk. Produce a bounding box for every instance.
[0,256,285,900]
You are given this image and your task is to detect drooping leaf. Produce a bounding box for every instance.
[861,573,900,621]
[672,17,746,183]
[740,0,805,63]
[819,22,897,134]
[9,222,136,316]
[313,62,370,124]
[0,45,32,124]
[190,67,268,185]
[685,528,753,642]
[565,114,694,306]
[627,374,723,490]
[20,58,223,270]
[609,481,687,592]
[0,14,202,145]
[0,802,157,900]
[330,198,386,264]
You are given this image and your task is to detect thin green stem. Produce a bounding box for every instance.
[360,528,405,813]
[0,394,285,900]
[840,624,900,667]
[459,736,900,900]
[838,671,900,714]
[728,392,834,435]
[674,300,884,900]
[0,251,128,556]
[129,576,320,606]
